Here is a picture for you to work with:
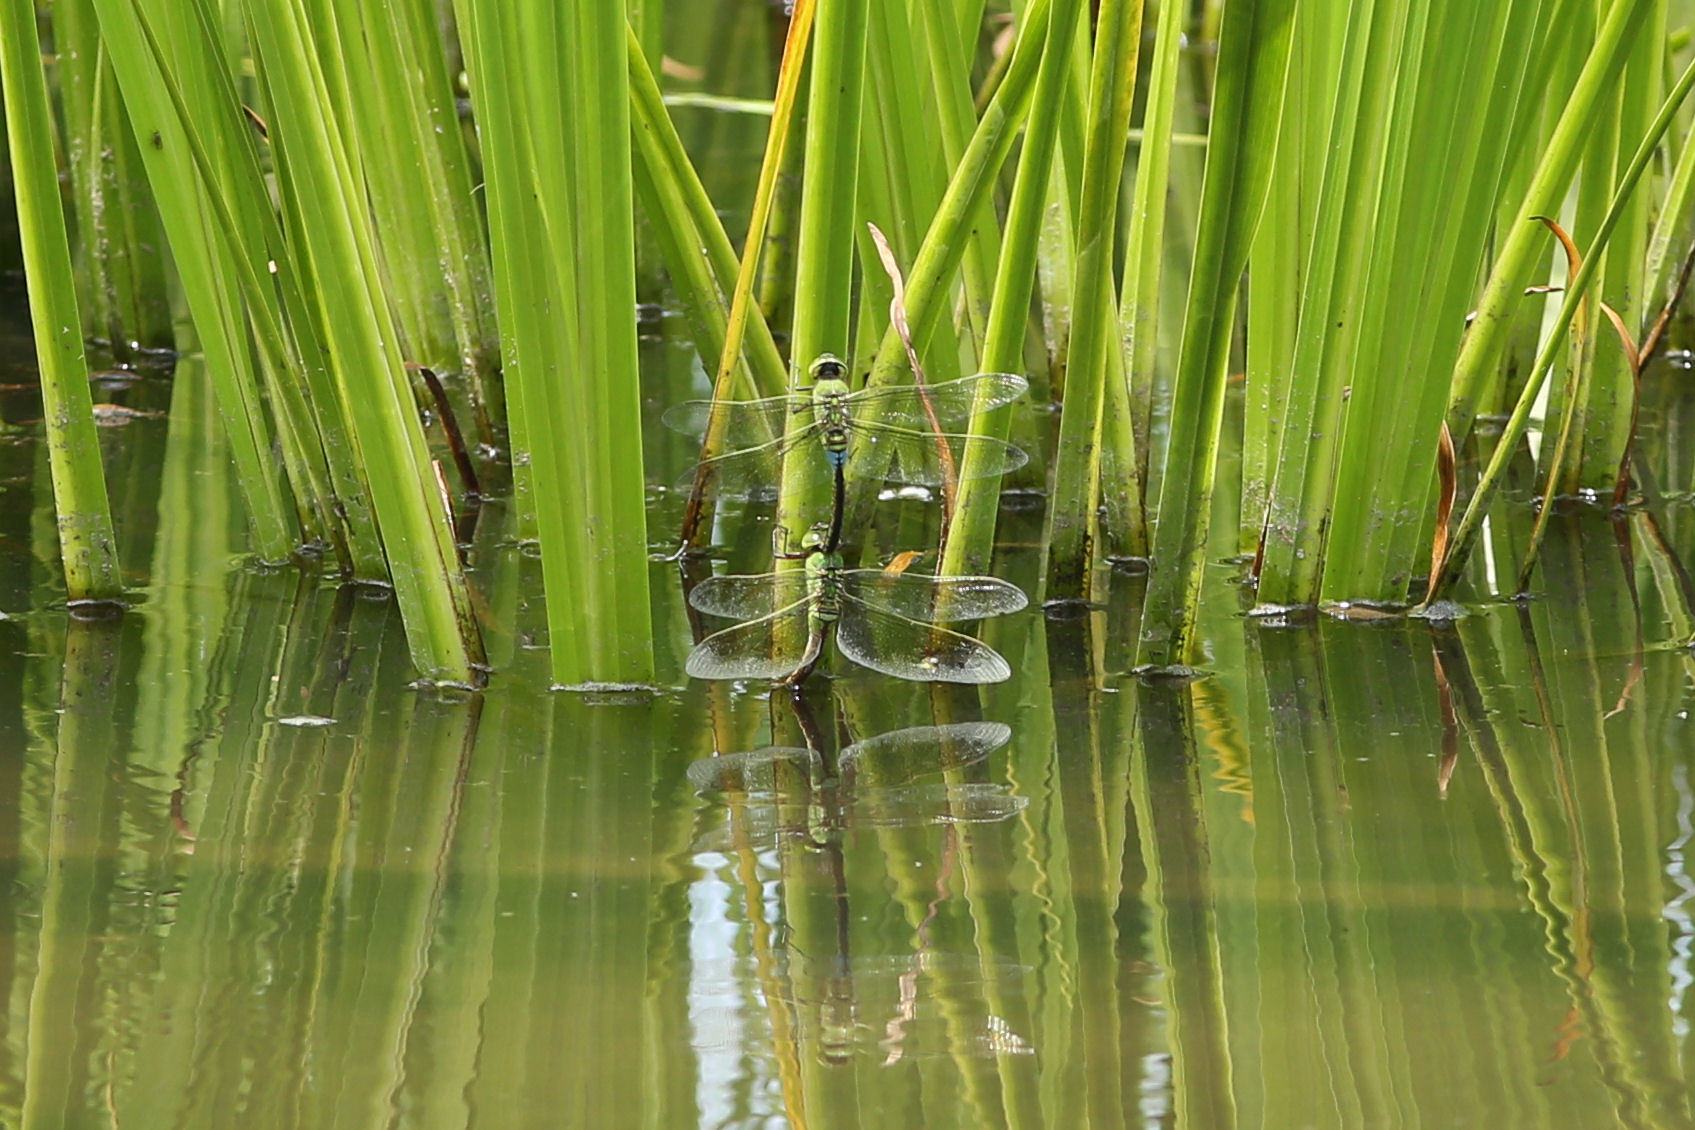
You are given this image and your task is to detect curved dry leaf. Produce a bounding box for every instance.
[1428,420,1456,588]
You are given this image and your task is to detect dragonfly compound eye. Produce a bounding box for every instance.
[809,353,847,381]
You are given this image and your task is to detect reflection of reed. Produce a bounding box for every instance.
[23,617,124,1130]
[11,492,1695,1128]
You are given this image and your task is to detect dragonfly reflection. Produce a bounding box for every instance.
[687,720,1023,854]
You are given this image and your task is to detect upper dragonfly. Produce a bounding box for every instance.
[667,354,1030,499]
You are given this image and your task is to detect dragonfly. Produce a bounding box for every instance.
[684,542,1028,685]
[667,353,1030,499]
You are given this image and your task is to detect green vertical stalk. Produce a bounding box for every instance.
[1043,0,1146,600]
[340,0,500,429]
[1254,0,1406,607]
[1240,5,1340,556]
[627,30,786,399]
[1323,0,1550,600]
[1575,0,1664,483]
[52,0,173,360]
[459,0,652,684]
[564,0,653,681]
[1444,0,1654,446]
[0,0,123,602]
[1430,51,1695,601]
[913,0,1000,358]
[842,0,1051,524]
[1121,0,1187,496]
[939,0,1085,578]
[1137,0,1295,670]
[246,0,484,682]
[1644,110,1695,312]
[774,0,868,558]
[91,0,361,565]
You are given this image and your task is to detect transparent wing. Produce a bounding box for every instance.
[851,782,1029,827]
[685,600,815,681]
[839,721,1012,783]
[840,570,1027,622]
[673,433,795,502]
[661,394,801,444]
[847,373,1029,430]
[835,599,1013,684]
[689,571,812,619]
[686,747,822,797]
[691,805,797,854]
[849,425,1028,486]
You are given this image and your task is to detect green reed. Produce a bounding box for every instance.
[3,0,1695,683]
[0,0,122,603]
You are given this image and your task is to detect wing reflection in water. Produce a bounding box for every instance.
[686,714,1032,1072]
[685,947,1036,1065]
[686,720,1021,853]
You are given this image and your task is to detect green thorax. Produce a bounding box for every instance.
[809,377,853,458]
[805,550,845,623]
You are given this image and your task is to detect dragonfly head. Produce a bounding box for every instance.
[808,353,847,382]
[800,523,832,551]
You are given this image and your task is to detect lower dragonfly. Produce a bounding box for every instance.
[684,531,1027,685]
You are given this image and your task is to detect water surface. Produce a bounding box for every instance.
[3,333,1695,1128]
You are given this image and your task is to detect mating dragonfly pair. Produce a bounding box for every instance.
[669,357,1032,685]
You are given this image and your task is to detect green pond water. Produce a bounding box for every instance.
[4,4,1695,1117]
[4,266,1695,1130]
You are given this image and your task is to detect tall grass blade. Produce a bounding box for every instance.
[678,0,814,552]
[774,0,868,560]
[1043,0,1145,600]
[1137,0,1295,670]
[51,0,174,360]
[459,0,653,683]
[1429,51,1695,601]
[244,0,484,682]
[338,0,500,434]
[0,0,123,601]
[1321,0,1551,601]
[1255,0,1406,607]
[940,0,1086,578]
[1445,0,1655,445]
[626,26,785,405]
[844,0,1052,522]
[92,0,367,566]
[1121,0,1187,497]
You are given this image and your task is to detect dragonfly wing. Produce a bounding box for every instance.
[691,805,790,854]
[835,599,1013,684]
[686,747,822,797]
[851,783,1029,827]
[851,425,1029,486]
[689,572,812,619]
[661,395,798,444]
[674,434,795,501]
[686,600,815,681]
[839,721,1012,782]
[842,570,1028,622]
[849,373,1029,430]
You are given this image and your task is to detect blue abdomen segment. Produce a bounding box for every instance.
[827,449,847,469]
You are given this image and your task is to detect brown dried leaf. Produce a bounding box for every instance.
[1428,421,1456,589]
